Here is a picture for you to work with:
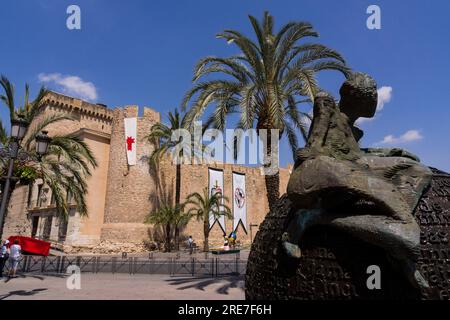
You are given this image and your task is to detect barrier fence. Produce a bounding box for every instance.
[9,255,247,277]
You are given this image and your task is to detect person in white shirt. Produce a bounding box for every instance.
[8,239,21,278]
[187,236,194,255]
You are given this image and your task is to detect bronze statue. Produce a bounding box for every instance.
[282,73,432,289]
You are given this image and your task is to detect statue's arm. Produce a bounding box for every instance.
[362,148,421,162]
[303,98,332,154]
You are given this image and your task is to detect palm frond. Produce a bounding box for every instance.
[0,75,15,119]
[23,114,74,150]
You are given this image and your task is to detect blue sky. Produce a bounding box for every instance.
[0,0,449,171]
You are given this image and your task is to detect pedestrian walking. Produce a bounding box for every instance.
[8,239,21,278]
[188,236,194,255]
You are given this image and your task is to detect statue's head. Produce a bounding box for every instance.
[339,72,378,122]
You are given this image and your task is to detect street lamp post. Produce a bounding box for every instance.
[0,117,51,240]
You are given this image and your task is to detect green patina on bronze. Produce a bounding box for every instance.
[285,72,433,289]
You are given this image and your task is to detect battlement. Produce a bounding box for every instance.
[111,105,160,122]
[45,91,114,121]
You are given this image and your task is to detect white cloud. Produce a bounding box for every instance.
[355,115,376,125]
[356,86,392,126]
[375,130,423,146]
[38,73,98,101]
[376,86,392,112]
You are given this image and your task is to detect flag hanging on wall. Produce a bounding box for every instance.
[232,172,247,232]
[124,118,137,166]
[208,168,225,232]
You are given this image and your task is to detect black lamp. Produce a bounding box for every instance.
[10,115,29,140]
[35,130,51,156]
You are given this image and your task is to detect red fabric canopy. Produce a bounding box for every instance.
[7,236,50,256]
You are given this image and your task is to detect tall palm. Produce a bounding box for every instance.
[0,120,7,145]
[182,12,350,211]
[173,208,192,250]
[148,109,185,210]
[186,187,232,252]
[0,76,97,224]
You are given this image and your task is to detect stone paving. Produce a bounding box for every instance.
[0,273,245,300]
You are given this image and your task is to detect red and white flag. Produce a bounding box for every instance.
[124,118,137,166]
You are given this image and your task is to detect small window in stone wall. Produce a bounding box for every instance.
[66,191,73,204]
[58,217,68,242]
[42,216,53,241]
[50,191,56,206]
[31,216,39,238]
[39,188,49,207]
[27,183,33,208]
[36,184,43,207]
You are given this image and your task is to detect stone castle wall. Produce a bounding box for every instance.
[3,91,293,252]
[101,106,161,243]
[3,92,114,246]
[175,163,291,248]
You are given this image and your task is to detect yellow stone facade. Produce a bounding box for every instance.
[3,92,292,251]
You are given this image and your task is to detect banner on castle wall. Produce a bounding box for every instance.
[124,117,137,166]
[208,168,225,232]
[232,172,247,233]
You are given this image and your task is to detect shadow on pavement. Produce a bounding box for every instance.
[2,273,67,283]
[0,288,48,300]
[166,275,245,295]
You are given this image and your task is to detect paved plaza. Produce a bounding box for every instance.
[0,273,245,300]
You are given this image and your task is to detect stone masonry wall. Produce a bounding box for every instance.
[3,91,294,252]
[101,106,160,243]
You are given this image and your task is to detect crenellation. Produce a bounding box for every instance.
[124,105,139,118]
[45,91,114,121]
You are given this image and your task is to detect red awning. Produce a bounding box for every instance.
[7,236,51,256]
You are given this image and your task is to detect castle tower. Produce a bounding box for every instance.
[101,106,161,243]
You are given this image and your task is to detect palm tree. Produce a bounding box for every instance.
[173,208,192,250]
[0,120,7,145]
[186,187,232,252]
[182,11,350,211]
[145,203,191,252]
[0,76,97,223]
[148,109,185,211]
[0,120,8,187]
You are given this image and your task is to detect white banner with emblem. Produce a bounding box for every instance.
[232,172,247,232]
[208,168,225,232]
[124,117,137,166]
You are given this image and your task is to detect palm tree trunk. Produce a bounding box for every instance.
[174,163,181,251]
[175,226,180,251]
[265,173,280,212]
[175,163,181,206]
[264,129,280,212]
[165,223,171,252]
[203,220,209,252]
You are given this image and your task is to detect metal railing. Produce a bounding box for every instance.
[8,255,247,277]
